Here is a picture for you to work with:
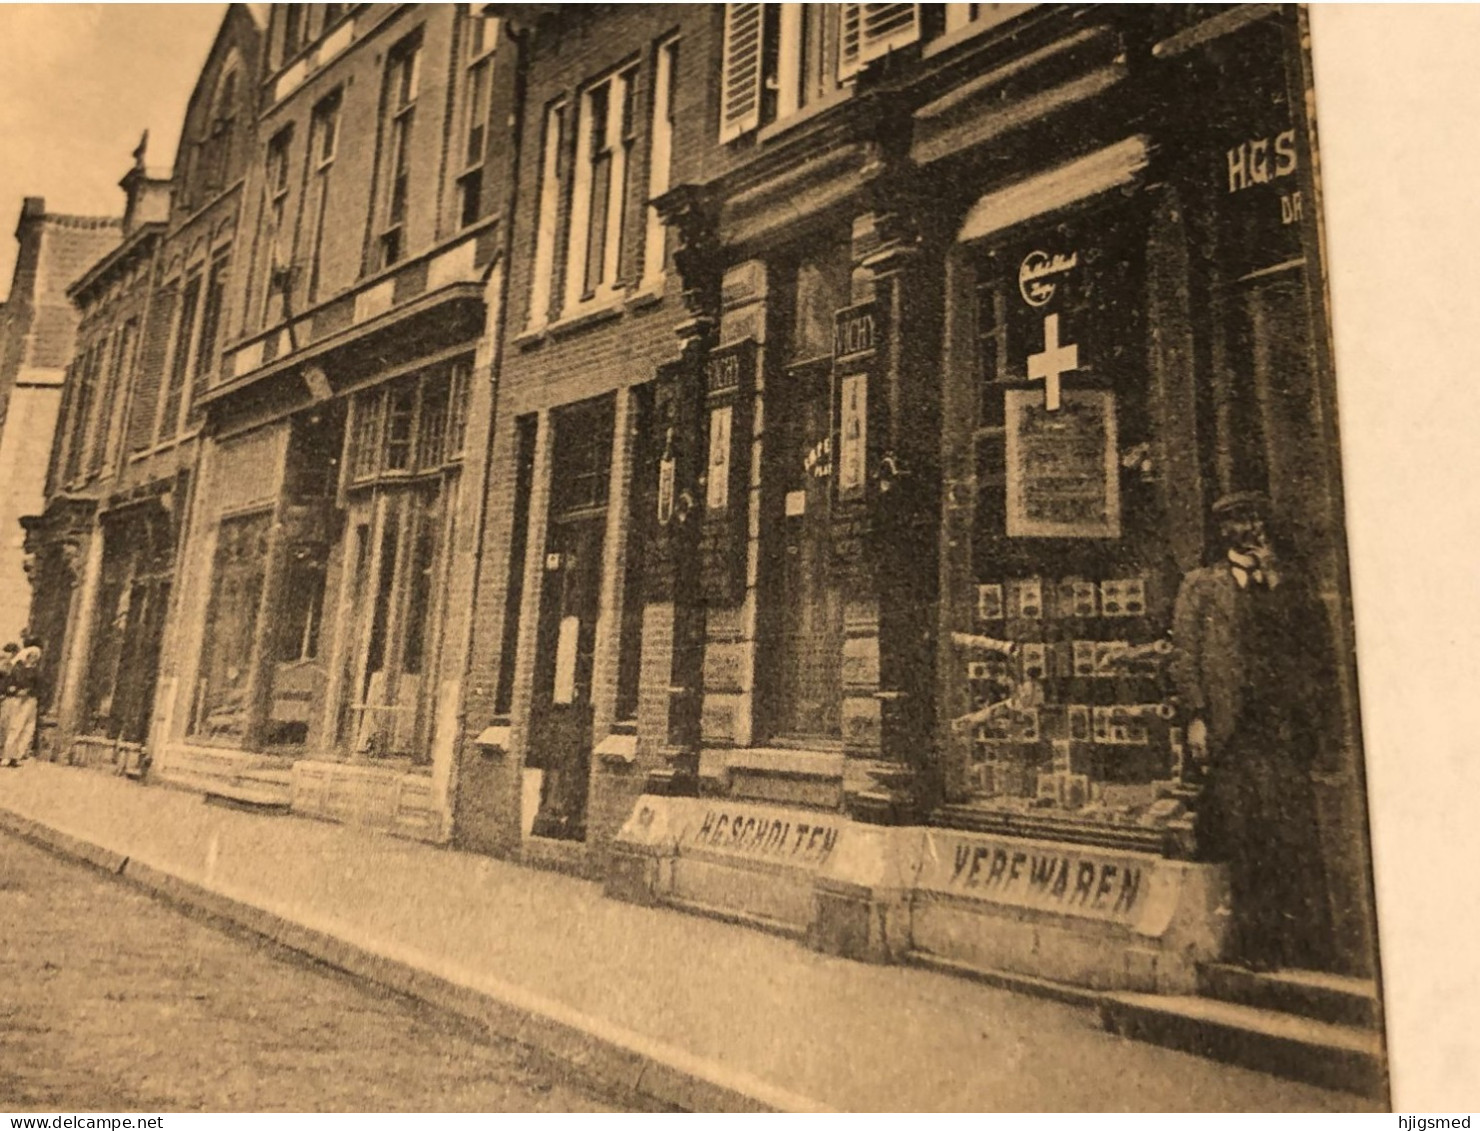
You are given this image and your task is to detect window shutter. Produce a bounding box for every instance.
[859,4,920,65]
[719,4,764,142]
[838,4,863,80]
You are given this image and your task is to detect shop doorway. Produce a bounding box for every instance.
[766,359,844,742]
[338,483,444,762]
[526,396,614,842]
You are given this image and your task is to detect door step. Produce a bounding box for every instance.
[1198,963,1382,1029]
[1100,991,1387,1099]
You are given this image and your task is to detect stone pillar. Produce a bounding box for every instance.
[847,168,944,824]
[54,525,104,756]
[645,184,721,795]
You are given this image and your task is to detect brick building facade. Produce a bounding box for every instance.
[0,201,121,648]
[155,3,514,838]
[17,3,1379,1019]
[24,4,264,774]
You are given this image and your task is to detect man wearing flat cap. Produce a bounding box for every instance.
[1171,491,1336,971]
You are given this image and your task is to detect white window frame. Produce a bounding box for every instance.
[307,90,341,301]
[155,268,205,446]
[526,98,566,332]
[563,65,636,314]
[262,127,294,325]
[641,35,679,290]
[379,34,423,269]
[457,15,499,229]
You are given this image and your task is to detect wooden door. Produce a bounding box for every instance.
[771,363,844,741]
[527,512,605,840]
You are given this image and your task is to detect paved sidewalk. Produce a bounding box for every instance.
[0,762,1377,1113]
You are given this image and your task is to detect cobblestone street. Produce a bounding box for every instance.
[0,834,618,1112]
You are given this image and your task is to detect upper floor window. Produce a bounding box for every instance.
[458,15,500,229]
[378,32,423,270]
[640,35,680,290]
[262,126,295,324]
[158,270,203,443]
[202,69,240,196]
[97,319,139,476]
[346,362,471,487]
[526,98,567,331]
[64,341,101,485]
[565,63,638,311]
[307,89,342,301]
[281,4,304,64]
[266,127,293,233]
[192,253,230,399]
[719,3,920,141]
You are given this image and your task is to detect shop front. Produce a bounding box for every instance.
[157,266,493,843]
[612,6,1373,994]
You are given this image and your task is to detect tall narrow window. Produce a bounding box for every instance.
[384,379,418,472]
[583,82,613,297]
[400,510,439,676]
[204,70,239,194]
[192,510,270,740]
[281,5,303,63]
[191,254,229,409]
[99,319,138,475]
[566,66,636,311]
[445,360,470,459]
[86,332,121,480]
[262,127,294,325]
[379,33,422,270]
[159,273,202,443]
[69,346,100,482]
[308,90,341,301]
[458,15,498,229]
[641,36,679,288]
[527,99,566,330]
[350,388,385,483]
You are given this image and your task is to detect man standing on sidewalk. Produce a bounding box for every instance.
[1171,492,1336,972]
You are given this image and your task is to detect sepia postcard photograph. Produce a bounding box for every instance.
[0,1,1475,1118]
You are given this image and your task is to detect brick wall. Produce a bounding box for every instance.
[456,6,720,865]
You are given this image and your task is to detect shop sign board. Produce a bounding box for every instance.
[680,801,844,870]
[698,339,757,606]
[918,829,1151,923]
[1202,18,1308,277]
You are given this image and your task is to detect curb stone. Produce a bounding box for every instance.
[0,807,833,1114]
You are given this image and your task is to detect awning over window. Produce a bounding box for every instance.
[957,136,1150,246]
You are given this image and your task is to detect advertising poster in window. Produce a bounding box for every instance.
[1004,389,1120,539]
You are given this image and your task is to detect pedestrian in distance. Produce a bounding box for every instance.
[2,633,43,766]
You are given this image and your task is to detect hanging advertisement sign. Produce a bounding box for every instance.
[698,339,757,606]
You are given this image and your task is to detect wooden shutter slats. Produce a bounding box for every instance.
[720,3,764,142]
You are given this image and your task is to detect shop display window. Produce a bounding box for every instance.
[956,200,1190,830]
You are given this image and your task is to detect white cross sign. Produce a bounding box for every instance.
[1027,313,1079,412]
